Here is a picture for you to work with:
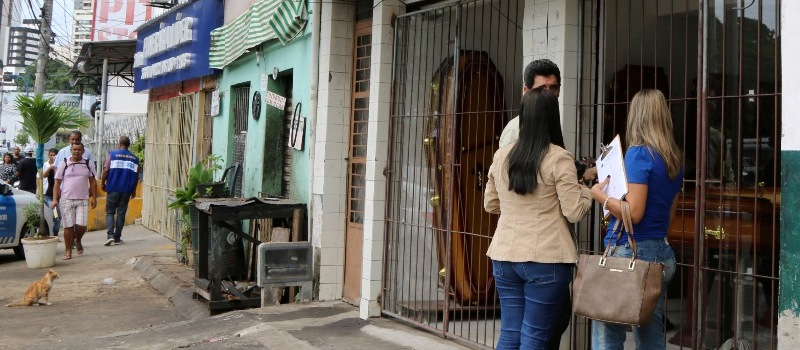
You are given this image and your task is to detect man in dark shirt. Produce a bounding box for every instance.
[15,147,37,193]
[11,146,22,164]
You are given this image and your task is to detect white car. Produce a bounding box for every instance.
[0,181,55,258]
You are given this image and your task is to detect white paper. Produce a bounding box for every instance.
[210,90,220,117]
[597,135,628,218]
[261,74,268,92]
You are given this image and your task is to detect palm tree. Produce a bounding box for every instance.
[16,95,88,235]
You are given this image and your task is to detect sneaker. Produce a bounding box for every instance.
[104,238,115,246]
[113,240,124,245]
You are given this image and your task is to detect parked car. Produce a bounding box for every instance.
[0,181,54,258]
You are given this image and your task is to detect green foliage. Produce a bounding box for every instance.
[169,154,223,251]
[55,141,69,151]
[130,134,145,168]
[16,94,88,234]
[22,203,42,238]
[16,95,88,147]
[168,154,223,216]
[13,131,29,147]
[17,61,80,94]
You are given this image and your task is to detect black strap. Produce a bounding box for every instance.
[62,158,94,177]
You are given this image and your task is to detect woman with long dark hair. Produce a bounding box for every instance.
[0,153,17,183]
[484,88,593,349]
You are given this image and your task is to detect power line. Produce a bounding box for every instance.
[19,0,76,65]
[45,0,74,45]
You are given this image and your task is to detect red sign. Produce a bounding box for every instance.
[92,0,156,41]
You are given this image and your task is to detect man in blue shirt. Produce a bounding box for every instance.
[56,130,95,168]
[101,136,139,246]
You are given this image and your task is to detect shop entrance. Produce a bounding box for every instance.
[577,1,781,348]
[383,0,523,346]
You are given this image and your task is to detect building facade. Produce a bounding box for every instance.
[122,0,798,348]
[6,20,39,71]
[71,0,93,62]
[135,0,224,242]
[307,0,795,349]
[208,0,312,251]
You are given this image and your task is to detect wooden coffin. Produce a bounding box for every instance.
[425,51,506,305]
[668,190,779,253]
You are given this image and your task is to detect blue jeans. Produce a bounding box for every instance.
[591,238,677,350]
[492,260,573,350]
[105,192,131,241]
[44,196,60,236]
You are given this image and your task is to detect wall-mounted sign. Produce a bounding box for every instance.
[211,90,220,117]
[133,0,224,92]
[92,0,158,41]
[252,91,262,120]
[265,91,286,110]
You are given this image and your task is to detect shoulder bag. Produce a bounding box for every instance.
[572,200,664,326]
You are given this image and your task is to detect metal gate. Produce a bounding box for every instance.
[577,1,781,349]
[231,85,249,198]
[384,0,523,346]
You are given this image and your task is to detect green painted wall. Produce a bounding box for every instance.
[780,150,800,316]
[212,34,311,202]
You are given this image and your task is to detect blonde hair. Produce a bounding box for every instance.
[626,89,682,179]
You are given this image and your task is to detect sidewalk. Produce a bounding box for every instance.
[0,225,468,350]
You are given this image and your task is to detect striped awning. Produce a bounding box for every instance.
[269,0,308,45]
[209,0,308,69]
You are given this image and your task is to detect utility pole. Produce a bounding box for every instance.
[34,0,54,95]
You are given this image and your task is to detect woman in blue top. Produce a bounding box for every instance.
[590,89,684,349]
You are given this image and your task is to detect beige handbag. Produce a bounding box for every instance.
[572,200,664,326]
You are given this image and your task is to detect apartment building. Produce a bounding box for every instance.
[72,0,92,61]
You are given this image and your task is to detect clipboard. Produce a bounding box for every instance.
[597,134,628,218]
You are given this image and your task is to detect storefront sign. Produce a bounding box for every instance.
[265,91,286,110]
[133,0,224,92]
[93,0,157,41]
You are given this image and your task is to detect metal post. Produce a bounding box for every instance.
[98,58,108,179]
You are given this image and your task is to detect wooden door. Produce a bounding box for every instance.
[343,20,372,305]
[426,51,506,305]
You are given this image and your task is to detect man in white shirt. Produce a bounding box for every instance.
[56,130,94,170]
[498,59,562,147]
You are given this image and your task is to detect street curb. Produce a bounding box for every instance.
[128,256,208,321]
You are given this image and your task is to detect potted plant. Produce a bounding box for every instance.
[168,154,224,265]
[16,94,87,236]
[193,154,225,198]
[20,202,58,268]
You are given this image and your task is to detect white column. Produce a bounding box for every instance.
[778,1,800,349]
[359,0,404,319]
[313,1,354,301]
[522,0,582,153]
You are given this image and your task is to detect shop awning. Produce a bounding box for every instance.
[209,0,308,69]
[70,40,137,89]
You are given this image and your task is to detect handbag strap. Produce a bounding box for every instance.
[599,200,638,268]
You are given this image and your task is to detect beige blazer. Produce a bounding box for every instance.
[484,143,592,263]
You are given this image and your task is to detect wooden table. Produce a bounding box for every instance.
[193,197,306,312]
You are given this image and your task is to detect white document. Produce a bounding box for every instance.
[597,135,628,218]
